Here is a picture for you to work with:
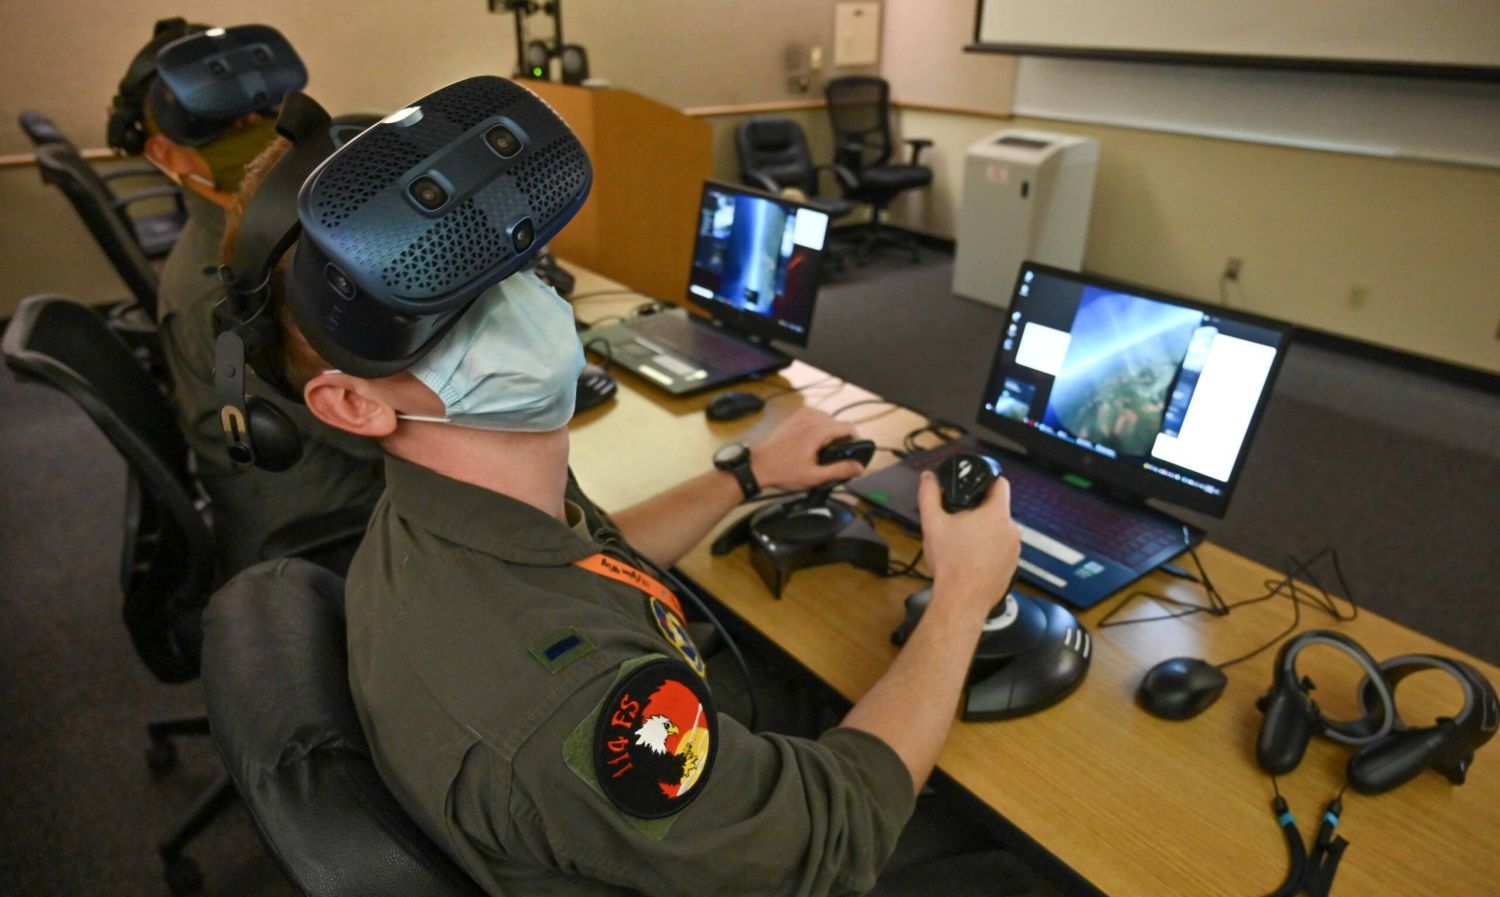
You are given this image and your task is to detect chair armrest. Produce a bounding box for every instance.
[813,163,859,193]
[905,138,933,166]
[260,507,371,563]
[741,169,783,194]
[101,165,173,183]
[111,185,185,211]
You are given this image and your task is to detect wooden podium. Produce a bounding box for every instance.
[527,83,712,303]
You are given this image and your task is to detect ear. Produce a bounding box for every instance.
[303,371,399,438]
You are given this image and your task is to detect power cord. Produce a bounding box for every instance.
[1098,544,1359,672]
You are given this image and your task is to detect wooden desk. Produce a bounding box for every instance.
[564,268,1500,896]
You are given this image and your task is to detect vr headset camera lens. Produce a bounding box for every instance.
[485,125,522,158]
[409,175,449,211]
[512,218,535,252]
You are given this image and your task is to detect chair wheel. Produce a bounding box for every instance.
[164,855,202,894]
[146,739,178,774]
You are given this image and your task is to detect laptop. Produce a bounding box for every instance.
[848,262,1292,609]
[578,181,830,395]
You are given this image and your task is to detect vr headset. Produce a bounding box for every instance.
[215,75,593,470]
[109,21,306,152]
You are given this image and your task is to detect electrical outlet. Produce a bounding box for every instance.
[1223,257,1242,281]
[1347,285,1369,310]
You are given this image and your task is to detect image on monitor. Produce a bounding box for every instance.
[979,264,1288,513]
[686,182,827,345]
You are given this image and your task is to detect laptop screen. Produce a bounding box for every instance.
[685,181,828,347]
[975,262,1290,518]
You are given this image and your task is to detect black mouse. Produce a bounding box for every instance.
[575,364,617,412]
[1137,657,1228,720]
[706,391,765,422]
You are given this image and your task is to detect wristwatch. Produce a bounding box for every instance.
[713,442,759,501]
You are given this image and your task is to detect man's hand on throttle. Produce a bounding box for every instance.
[749,408,863,492]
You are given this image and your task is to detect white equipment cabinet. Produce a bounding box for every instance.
[952,130,1099,307]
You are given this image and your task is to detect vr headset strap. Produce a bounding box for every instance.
[218,91,335,321]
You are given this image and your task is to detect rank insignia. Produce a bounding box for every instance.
[592,657,717,819]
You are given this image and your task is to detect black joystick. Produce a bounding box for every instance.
[937,453,1001,512]
[710,436,887,596]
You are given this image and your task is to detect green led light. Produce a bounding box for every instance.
[532,66,543,76]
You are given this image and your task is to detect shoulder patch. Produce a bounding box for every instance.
[647,596,707,678]
[592,657,717,819]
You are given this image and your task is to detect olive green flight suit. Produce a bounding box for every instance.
[346,455,917,897]
[155,190,384,573]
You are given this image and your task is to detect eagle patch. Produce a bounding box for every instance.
[592,657,717,819]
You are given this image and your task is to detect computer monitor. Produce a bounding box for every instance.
[686,181,829,347]
[976,262,1290,517]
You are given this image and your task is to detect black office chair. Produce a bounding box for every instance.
[823,76,933,263]
[2,295,367,895]
[735,116,858,272]
[202,559,487,897]
[21,111,187,262]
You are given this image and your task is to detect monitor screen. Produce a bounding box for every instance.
[975,262,1290,517]
[686,181,829,347]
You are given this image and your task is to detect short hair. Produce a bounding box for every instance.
[220,137,327,397]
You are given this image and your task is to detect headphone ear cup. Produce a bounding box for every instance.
[245,396,303,472]
[1256,684,1316,775]
[1347,723,1456,795]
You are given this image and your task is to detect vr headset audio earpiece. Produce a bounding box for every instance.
[108,18,205,154]
[214,75,592,470]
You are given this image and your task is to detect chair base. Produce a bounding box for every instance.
[148,716,239,895]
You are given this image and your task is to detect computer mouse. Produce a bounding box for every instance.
[1137,657,1228,720]
[574,364,617,412]
[706,390,765,422]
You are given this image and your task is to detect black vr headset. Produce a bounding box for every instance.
[215,75,593,471]
[108,21,307,152]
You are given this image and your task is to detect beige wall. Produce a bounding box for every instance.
[0,0,875,317]
[886,107,1500,374]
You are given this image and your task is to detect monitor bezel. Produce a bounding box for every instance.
[974,261,1292,518]
[684,180,830,348]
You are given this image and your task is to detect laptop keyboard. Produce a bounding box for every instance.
[629,314,779,372]
[911,441,1185,567]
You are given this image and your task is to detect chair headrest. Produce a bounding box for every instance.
[747,117,796,150]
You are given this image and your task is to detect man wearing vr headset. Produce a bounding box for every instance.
[111,19,383,573]
[219,77,1030,896]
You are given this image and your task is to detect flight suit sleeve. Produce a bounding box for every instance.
[489,662,916,897]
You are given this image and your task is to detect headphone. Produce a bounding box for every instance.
[1252,630,1496,897]
[108,18,205,154]
[214,76,592,471]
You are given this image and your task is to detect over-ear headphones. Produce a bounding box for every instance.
[107,18,204,154]
[1256,629,1497,794]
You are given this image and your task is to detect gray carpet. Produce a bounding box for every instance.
[2,251,1496,896]
[796,251,1500,664]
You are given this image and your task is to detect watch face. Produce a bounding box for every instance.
[714,443,747,467]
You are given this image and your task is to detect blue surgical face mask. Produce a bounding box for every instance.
[399,270,584,432]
